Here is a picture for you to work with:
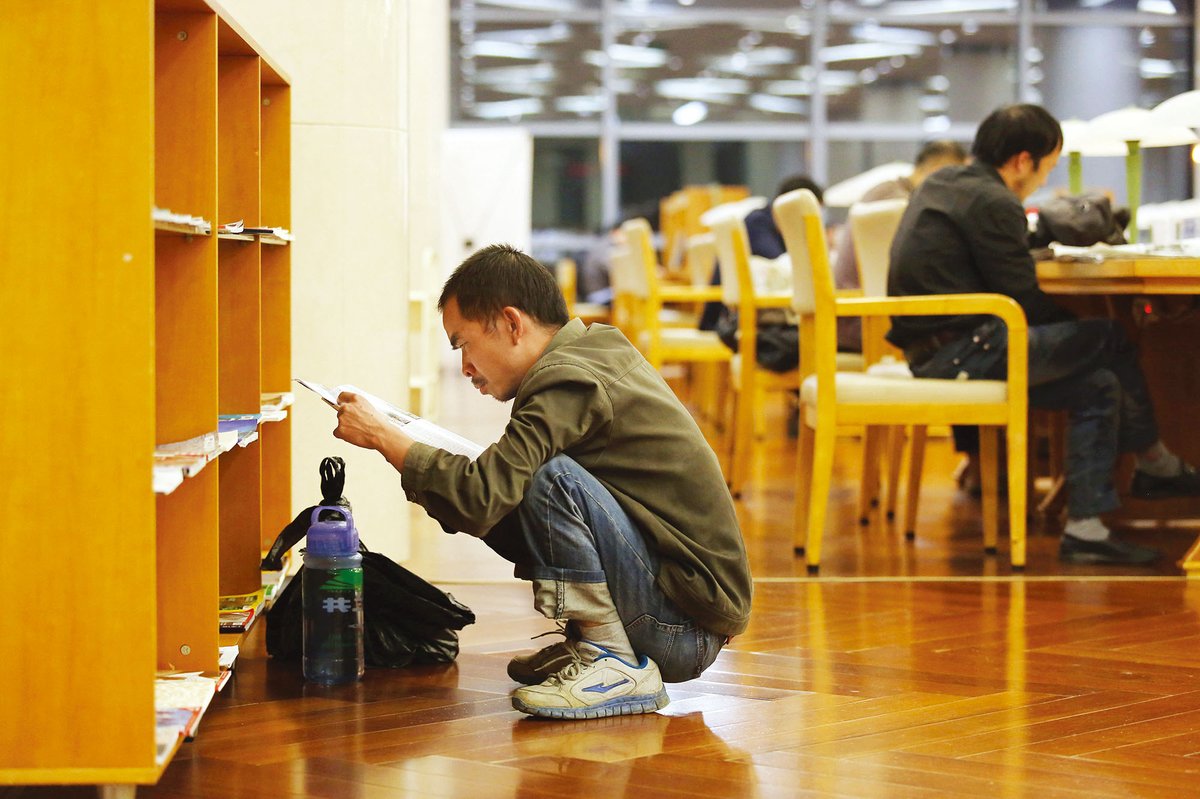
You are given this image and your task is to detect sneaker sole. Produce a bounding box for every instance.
[511,689,670,720]
[1059,552,1158,565]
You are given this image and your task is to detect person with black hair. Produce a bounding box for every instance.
[887,103,1200,565]
[331,244,752,719]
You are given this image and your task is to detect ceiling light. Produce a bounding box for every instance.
[927,74,951,92]
[1140,58,1181,79]
[923,115,952,133]
[820,43,923,63]
[748,94,808,115]
[657,77,749,101]
[851,24,937,47]
[585,44,669,68]
[472,98,544,119]
[477,23,570,45]
[477,0,579,11]
[556,95,607,115]
[1137,0,1176,12]
[463,41,539,60]
[672,101,708,126]
[473,63,556,85]
[765,79,813,96]
[883,0,1016,14]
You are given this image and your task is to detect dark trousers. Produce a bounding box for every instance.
[911,318,1158,518]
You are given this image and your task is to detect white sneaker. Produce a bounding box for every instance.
[507,623,581,685]
[511,642,670,720]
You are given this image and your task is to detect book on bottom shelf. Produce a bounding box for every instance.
[219,588,266,634]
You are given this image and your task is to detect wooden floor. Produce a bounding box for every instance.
[11,371,1200,798]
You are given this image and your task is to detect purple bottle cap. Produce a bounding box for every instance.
[306,505,359,557]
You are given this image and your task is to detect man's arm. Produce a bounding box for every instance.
[969,200,1070,326]
[333,391,416,473]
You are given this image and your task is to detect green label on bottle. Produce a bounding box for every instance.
[320,567,363,592]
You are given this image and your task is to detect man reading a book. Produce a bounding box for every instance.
[332,244,752,721]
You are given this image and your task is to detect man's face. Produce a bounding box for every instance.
[1016,145,1062,201]
[442,297,524,402]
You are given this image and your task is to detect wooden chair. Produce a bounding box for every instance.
[620,218,730,411]
[706,205,799,496]
[847,197,921,531]
[774,188,1029,573]
[555,257,609,326]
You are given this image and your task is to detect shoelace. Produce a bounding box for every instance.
[528,619,573,644]
[545,648,592,686]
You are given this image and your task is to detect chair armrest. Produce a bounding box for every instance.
[834,293,1027,335]
[834,288,864,299]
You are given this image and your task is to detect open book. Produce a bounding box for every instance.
[295,378,485,459]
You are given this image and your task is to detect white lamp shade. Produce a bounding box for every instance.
[1090,106,1198,148]
[1060,117,1126,157]
[823,161,913,207]
[1151,89,1200,128]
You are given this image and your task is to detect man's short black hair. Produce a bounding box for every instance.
[439,243,570,329]
[915,139,968,167]
[971,104,1063,170]
[775,174,823,204]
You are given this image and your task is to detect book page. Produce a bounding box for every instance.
[294,378,485,460]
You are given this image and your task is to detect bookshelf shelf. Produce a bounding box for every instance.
[1,1,292,794]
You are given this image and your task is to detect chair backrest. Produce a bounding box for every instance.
[618,218,656,302]
[701,196,767,307]
[773,188,835,375]
[684,232,716,289]
[848,197,908,298]
[555,257,578,314]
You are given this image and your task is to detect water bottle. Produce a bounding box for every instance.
[302,505,365,684]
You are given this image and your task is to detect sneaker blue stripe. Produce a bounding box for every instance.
[581,677,631,694]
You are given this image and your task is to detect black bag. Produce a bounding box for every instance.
[1030,192,1130,249]
[714,310,799,374]
[261,457,475,668]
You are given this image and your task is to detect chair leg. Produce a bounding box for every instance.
[723,385,740,488]
[857,426,882,526]
[794,410,815,555]
[1007,422,1028,570]
[885,425,906,523]
[903,425,927,540]
[731,378,755,498]
[979,425,1000,555]
[806,417,837,574]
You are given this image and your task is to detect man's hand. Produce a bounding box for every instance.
[334,391,415,472]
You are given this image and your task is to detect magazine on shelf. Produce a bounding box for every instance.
[218,588,265,633]
[294,378,485,459]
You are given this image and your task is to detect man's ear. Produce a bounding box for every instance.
[499,306,524,342]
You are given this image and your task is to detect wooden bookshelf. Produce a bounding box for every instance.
[0,1,291,793]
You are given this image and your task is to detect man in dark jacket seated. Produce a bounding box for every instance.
[886,103,1200,565]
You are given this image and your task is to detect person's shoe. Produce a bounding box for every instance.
[511,642,670,720]
[507,624,581,685]
[1059,533,1160,565]
[1131,462,1200,500]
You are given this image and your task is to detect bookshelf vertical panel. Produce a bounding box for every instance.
[219,443,263,595]
[217,55,261,227]
[218,239,263,595]
[261,245,292,546]
[157,468,220,672]
[261,82,292,544]
[0,2,157,773]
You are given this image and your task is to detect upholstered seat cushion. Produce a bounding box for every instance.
[801,372,1007,405]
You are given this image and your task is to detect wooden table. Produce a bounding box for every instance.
[1036,256,1200,576]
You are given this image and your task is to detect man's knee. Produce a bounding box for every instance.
[523,454,577,507]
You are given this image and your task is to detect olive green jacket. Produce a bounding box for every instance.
[402,319,752,637]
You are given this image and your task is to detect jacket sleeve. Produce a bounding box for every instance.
[968,198,1072,326]
[400,363,614,537]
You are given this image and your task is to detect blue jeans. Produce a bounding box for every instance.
[910,317,1159,519]
[503,455,725,683]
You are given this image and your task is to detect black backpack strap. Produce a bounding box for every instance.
[261,456,353,571]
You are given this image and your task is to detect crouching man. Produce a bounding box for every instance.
[332,244,752,719]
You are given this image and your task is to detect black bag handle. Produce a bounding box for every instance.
[261,457,350,570]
